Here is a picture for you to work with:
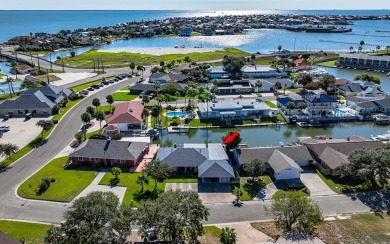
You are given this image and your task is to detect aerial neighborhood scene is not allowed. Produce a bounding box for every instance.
[0,1,390,244]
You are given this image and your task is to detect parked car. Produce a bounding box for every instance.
[126,74,132,78]
[108,80,115,84]
[25,113,33,120]
[97,83,104,87]
[102,81,109,85]
[87,87,95,91]
[115,76,122,80]
[120,75,126,79]
[0,126,10,132]
[139,92,145,98]
[3,114,10,120]
[80,90,89,95]
[91,85,100,89]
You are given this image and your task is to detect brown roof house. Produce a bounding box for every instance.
[104,102,145,137]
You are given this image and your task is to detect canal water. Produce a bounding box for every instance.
[155,122,389,147]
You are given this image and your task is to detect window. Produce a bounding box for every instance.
[95,158,100,162]
[78,157,83,161]
[120,159,126,164]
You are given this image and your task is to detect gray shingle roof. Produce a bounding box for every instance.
[0,90,55,110]
[319,147,349,170]
[70,139,148,160]
[268,150,303,173]
[157,148,208,167]
[235,146,313,165]
[198,160,235,178]
[305,141,383,158]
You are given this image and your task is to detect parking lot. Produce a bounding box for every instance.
[0,117,44,160]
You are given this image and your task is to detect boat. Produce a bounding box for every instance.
[174,45,179,48]
[387,72,390,76]
[371,131,390,141]
[296,122,323,128]
[373,114,390,125]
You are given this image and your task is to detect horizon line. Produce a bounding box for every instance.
[1,9,390,11]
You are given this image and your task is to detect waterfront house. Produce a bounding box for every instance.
[207,66,231,79]
[202,28,214,36]
[197,98,276,120]
[149,72,187,83]
[338,83,364,96]
[105,102,145,136]
[302,93,337,116]
[299,136,383,176]
[70,139,149,167]
[241,65,287,78]
[337,53,390,71]
[178,26,192,36]
[131,82,187,95]
[276,97,305,116]
[233,145,313,180]
[216,79,254,94]
[156,143,235,184]
[293,59,312,70]
[0,85,73,116]
[251,78,299,92]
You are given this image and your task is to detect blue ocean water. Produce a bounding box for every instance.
[1,10,389,43]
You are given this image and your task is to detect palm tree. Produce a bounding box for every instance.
[81,112,91,135]
[129,62,135,74]
[154,81,162,96]
[175,91,180,108]
[220,227,237,244]
[95,110,105,132]
[278,44,282,53]
[5,76,13,97]
[386,45,390,54]
[359,40,365,52]
[136,65,145,78]
[376,45,381,53]
[142,94,150,105]
[349,46,353,52]
[106,95,114,111]
[298,102,307,115]
[286,101,295,115]
[186,87,198,110]
[254,80,262,93]
[274,81,282,96]
[136,174,149,193]
[141,108,150,123]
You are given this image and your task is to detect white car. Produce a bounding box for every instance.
[0,125,10,131]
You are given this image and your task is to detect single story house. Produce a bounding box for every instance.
[207,66,231,79]
[156,143,235,184]
[293,59,312,70]
[241,65,287,78]
[149,72,187,83]
[233,145,312,180]
[216,79,254,94]
[171,64,202,77]
[70,139,149,167]
[198,98,277,119]
[130,82,187,95]
[0,85,73,116]
[301,137,383,176]
[105,102,145,135]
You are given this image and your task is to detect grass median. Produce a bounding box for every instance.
[17,156,97,202]
[99,172,197,206]
[56,48,249,68]
[0,220,50,244]
[70,75,116,91]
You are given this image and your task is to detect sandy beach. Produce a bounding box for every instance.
[97,47,224,55]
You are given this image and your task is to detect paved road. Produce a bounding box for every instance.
[0,76,140,223]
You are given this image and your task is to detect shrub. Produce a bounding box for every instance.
[35,178,51,194]
[68,93,82,101]
[170,122,179,126]
[89,134,106,139]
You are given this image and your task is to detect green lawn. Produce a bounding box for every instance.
[286,88,301,93]
[111,92,138,101]
[120,85,131,91]
[317,60,337,68]
[203,226,221,237]
[56,48,249,68]
[51,97,84,121]
[17,157,98,202]
[0,92,21,101]
[264,101,276,108]
[272,187,311,199]
[240,176,272,201]
[276,113,286,123]
[99,172,198,206]
[0,220,50,244]
[316,169,368,194]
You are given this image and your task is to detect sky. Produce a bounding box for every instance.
[1,0,390,10]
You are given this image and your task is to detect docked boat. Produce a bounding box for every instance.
[373,114,390,125]
[296,122,323,128]
[371,131,390,141]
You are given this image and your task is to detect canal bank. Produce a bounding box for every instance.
[154,121,388,147]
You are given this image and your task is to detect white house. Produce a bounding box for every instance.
[241,65,287,78]
[208,66,231,79]
[269,150,303,180]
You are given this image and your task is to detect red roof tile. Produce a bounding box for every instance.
[105,125,119,130]
[106,102,143,124]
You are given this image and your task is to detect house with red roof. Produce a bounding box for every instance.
[105,102,145,136]
[294,58,312,70]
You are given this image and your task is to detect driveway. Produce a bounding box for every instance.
[165,183,235,203]
[0,117,44,161]
[300,170,336,196]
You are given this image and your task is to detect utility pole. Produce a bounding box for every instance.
[46,69,50,84]
[49,52,53,72]
[93,58,96,72]
[36,53,41,70]
[61,55,65,72]
[96,58,100,72]
[100,57,104,73]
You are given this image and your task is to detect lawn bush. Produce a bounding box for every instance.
[36,178,51,195]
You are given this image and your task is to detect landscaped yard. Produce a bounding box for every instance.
[317,60,337,68]
[56,48,249,68]
[99,172,198,206]
[0,220,50,244]
[286,87,301,93]
[271,187,311,199]
[240,176,272,201]
[51,97,84,121]
[111,92,138,101]
[264,101,276,108]
[316,169,368,194]
[17,157,98,202]
[198,226,221,244]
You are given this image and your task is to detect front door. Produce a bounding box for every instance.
[106,159,111,166]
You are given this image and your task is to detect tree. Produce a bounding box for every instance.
[294,73,313,88]
[111,167,122,180]
[274,81,282,95]
[136,173,149,193]
[36,120,54,138]
[143,160,172,191]
[222,131,242,152]
[318,74,336,92]
[86,106,95,117]
[95,110,105,131]
[165,83,178,95]
[70,51,75,57]
[242,159,265,180]
[386,45,390,54]
[254,80,262,92]
[349,46,354,52]
[141,108,150,122]
[0,143,19,160]
[151,106,161,126]
[20,80,38,89]
[92,98,100,110]
[52,104,60,115]
[338,147,390,188]
[137,65,145,77]
[74,132,84,145]
[154,81,162,96]
[359,40,365,51]
[175,91,180,107]
[271,191,323,233]
[81,112,91,129]
[45,191,136,244]
[106,95,114,110]
[141,95,150,106]
[137,190,209,243]
[184,56,191,63]
[129,62,136,74]
[298,102,307,115]
[186,87,198,109]
[376,45,381,53]
[354,73,381,85]
[220,227,237,244]
[222,56,246,78]
[250,54,256,64]
[159,61,165,67]
[232,186,243,202]
[278,44,282,53]
[286,102,295,115]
